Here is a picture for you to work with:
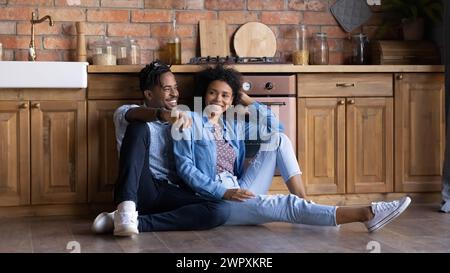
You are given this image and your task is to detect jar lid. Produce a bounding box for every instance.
[352,33,367,38]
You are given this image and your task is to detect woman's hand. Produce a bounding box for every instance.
[204,104,222,120]
[223,188,255,202]
[237,91,254,106]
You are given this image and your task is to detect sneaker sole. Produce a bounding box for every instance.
[367,197,411,233]
[113,228,139,237]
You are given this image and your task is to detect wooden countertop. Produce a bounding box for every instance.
[88,64,445,74]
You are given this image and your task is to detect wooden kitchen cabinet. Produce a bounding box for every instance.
[298,98,346,194]
[298,74,394,195]
[88,100,140,203]
[31,101,87,204]
[0,101,30,206]
[1,66,445,214]
[87,74,143,203]
[87,74,142,203]
[0,89,87,207]
[346,97,393,193]
[394,73,445,192]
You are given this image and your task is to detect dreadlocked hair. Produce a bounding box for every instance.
[139,60,171,92]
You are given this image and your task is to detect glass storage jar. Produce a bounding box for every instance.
[128,39,140,65]
[311,32,329,65]
[116,39,128,65]
[117,38,140,65]
[293,24,309,65]
[89,37,116,65]
[350,33,369,65]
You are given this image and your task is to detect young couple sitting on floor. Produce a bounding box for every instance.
[91,61,411,237]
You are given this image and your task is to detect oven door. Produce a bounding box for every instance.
[244,97,297,173]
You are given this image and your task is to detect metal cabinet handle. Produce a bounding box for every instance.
[397,74,403,80]
[336,83,355,88]
[19,103,28,109]
[347,99,355,105]
[338,100,345,105]
[32,103,40,109]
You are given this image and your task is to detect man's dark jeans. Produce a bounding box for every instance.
[114,122,230,232]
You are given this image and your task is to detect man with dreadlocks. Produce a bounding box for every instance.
[91,61,230,236]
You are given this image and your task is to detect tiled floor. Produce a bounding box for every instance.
[1,204,449,253]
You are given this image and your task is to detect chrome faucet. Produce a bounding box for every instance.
[29,12,54,61]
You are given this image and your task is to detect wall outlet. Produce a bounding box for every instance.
[367,0,381,5]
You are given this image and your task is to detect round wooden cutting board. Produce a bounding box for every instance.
[233,22,277,58]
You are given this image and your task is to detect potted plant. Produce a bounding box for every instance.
[381,0,443,40]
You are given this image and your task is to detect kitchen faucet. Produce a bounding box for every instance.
[29,12,54,61]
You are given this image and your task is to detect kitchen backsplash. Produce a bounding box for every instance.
[0,0,388,64]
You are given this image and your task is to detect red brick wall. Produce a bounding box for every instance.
[0,0,385,64]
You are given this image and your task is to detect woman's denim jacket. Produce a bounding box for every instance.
[173,102,284,199]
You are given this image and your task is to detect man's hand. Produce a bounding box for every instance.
[223,188,255,202]
[162,109,192,130]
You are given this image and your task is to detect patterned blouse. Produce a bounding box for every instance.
[212,123,236,174]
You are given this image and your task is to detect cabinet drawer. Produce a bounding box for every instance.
[298,73,393,97]
[88,74,195,100]
[88,74,142,100]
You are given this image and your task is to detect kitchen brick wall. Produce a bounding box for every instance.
[0,0,387,64]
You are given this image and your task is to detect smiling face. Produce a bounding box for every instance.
[204,80,234,116]
[143,71,179,110]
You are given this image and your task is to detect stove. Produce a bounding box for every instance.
[188,56,282,65]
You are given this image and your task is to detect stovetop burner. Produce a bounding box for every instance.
[189,56,281,65]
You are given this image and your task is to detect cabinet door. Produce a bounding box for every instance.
[30,101,87,204]
[0,101,30,206]
[298,98,346,194]
[88,100,140,203]
[347,98,393,193]
[395,73,445,192]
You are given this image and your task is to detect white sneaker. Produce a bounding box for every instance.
[365,196,411,232]
[91,211,115,234]
[113,210,139,236]
[440,200,450,213]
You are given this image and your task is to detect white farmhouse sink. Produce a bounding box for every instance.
[0,61,88,88]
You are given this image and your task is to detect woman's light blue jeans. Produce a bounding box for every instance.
[219,133,337,226]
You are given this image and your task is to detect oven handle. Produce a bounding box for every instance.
[260,101,286,106]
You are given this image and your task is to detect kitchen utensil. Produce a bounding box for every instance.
[330,0,372,33]
[233,22,277,57]
[75,22,86,62]
[199,20,229,57]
